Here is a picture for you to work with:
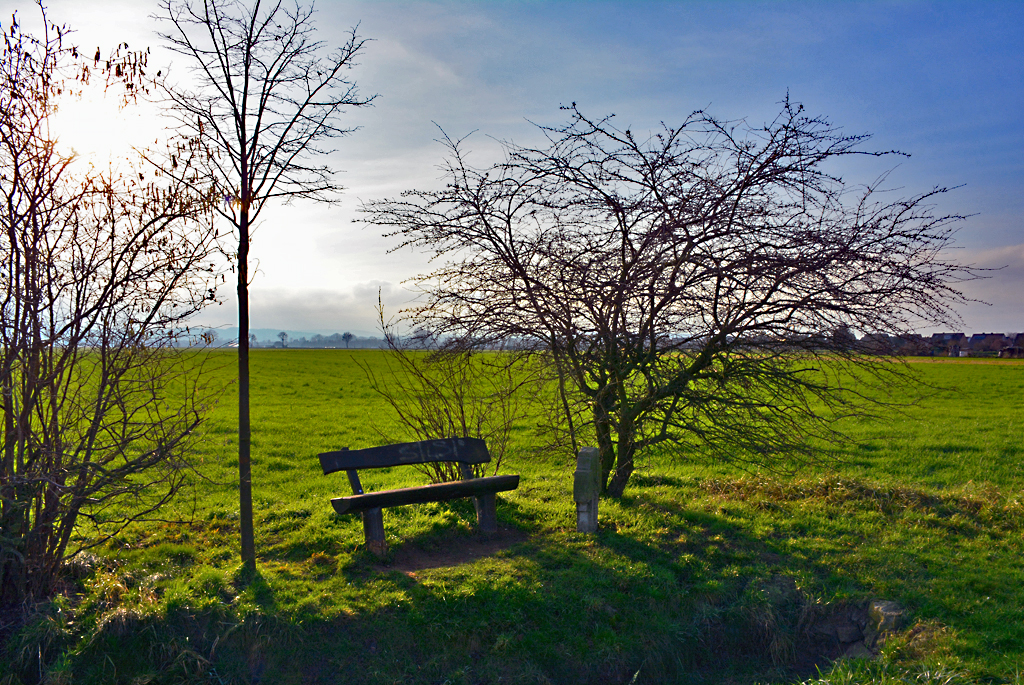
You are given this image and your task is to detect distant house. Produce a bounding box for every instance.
[968,333,1009,354]
[999,346,1024,359]
[862,333,895,354]
[857,331,1022,358]
[859,332,929,356]
[893,334,928,356]
[928,332,967,357]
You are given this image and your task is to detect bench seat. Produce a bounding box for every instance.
[330,474,520,514]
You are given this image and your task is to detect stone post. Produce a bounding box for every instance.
[573,446,601,532]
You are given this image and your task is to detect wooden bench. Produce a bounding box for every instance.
[318,437,520,555]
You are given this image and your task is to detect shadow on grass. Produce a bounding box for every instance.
[373,526,532,574]
[10,475,1023,685]
[316,492,870,684]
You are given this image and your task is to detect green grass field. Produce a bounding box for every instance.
[3,351,1023,684]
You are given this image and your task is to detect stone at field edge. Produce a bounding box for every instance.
[869,600,905,632]
[865,599,905,648]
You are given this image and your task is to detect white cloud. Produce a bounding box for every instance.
[188,281,417,335]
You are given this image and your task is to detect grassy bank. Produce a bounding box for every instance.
[3,351,1022,684]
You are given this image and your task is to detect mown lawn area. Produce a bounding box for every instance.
[3,351,1022,684]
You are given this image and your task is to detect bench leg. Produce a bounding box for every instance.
[362,508,387,557]
[474,493,497,534]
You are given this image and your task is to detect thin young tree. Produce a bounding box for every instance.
[365,101,973,497]
[156,0,374,566]
[0,6,219,606]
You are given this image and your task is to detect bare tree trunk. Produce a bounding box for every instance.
[554,352,579,457]
[0,374,22,605]
[606,431,636,499]
[593,397,616,493]
[238,207,254,568]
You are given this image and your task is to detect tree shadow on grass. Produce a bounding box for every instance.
[323,492,869,684]
[33,475,1024,685]
[588,494,868,677]
[608,480,1024,676]
[375,525,531,575]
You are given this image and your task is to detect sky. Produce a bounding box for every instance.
[4,0,1023,337]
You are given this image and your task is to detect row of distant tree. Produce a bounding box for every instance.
[198,328,1023,355]
[254,332,385,349]
[195,328,1024,356]
[194,330,386,348]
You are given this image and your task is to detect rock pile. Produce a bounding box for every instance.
[809,599,905,660]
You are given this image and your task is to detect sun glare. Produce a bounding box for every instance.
[50,86,164,169]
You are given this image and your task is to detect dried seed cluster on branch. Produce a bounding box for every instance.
[1,6,220,607]
[365,100,972,497]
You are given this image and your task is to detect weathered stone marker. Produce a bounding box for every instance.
[573,447,601,532]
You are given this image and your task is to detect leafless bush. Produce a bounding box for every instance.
[0,6,219,607]
[361,307,541,482]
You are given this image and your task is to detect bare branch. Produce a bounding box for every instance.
[364,103,974,497]
[153,0,373,566]
[1,5,220,607]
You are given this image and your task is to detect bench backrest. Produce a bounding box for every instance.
[319,437,490,476]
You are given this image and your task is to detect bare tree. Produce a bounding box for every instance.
[156,0,374,565]
[364,101,972,497]
[0,7,219,606]
[277,330,288,347]
[341,331,354,348]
